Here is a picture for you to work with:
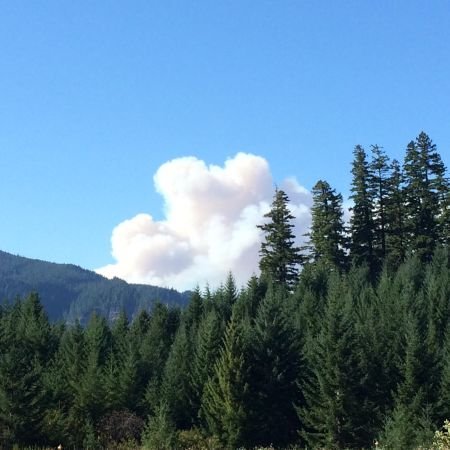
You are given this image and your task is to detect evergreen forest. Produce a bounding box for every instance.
[2,131,450,449]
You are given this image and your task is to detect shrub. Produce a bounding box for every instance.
[432,420,450,450]
[97,409,145,446]
[177,428,221,449]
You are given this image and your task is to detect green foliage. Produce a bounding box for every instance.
[202,311,252,449]
[403,132,449,261]
[177,428,221,450]
[370,145,390,263]
[349,145,376,275]
[0,249,190,323]
[380,403,434,450]
[300,273,372,449]
[142,402,178,450]
[385,159,406,268]
[2,130,450,449]
[247,285,302,447]
[432,420,450,450]
[0,294,51,446]
[160,323,195,429]
[191,309,224,427]
[258,188,301,289]
[303,179,347,270]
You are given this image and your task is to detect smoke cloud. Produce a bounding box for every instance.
[96,153,312,291]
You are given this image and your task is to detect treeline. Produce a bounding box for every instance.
[2,253,450,449]
[301,131,449,278]
[1,130,450,449]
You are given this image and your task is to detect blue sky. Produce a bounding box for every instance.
[1,1,449,284]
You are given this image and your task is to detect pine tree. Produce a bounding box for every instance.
[233,275,267,321]
[66,313,110,434]
[303,180,347,270]
[438,326,450,423]
[385,159,406,269]
[201,311,252,448]
[51,321,87,447]
[349,145,377,276]
[103,343,138,412]
[380,312,435,449]
[138,303,177,415]
[215,272,239,324]
[159,323,194,429]
[247,285,303,447]
[142,401,178,450]
[370,145,391,262]
[258,188,301,289]
[0,295,51,446]
[190,309,224,427]
[183,287,204,334]
[300,273,369,449]
[403,132,449,260]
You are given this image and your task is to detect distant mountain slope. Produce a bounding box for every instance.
[0,250,191,323]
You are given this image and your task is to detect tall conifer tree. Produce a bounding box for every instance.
[385,159,406,268]
[300,274,368,449]
[303,180,347,270]
[202,311,252,449]
[258,188,301,289]
[370,145,391,262]
[349,145,377,275]
[247,285,302,447]
[403,132,449,260]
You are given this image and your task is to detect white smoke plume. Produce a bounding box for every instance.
[96,153,312,291]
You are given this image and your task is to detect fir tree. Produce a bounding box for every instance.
[349,145,377,276]
[183,286,204,334]
[381,312,435,449]
[300,273,369,449]
[142,402,178,450]
[370,145,391,262]
[190,309,224,427]
[247,285,303,447]
[258,188,301,289]
[303,179,347,270]
[0,295,51,446]
[138,303,177,415]
[403,132,449,261]
[385,159,406,269]
[202,310,252,448]
[159,323,194,429]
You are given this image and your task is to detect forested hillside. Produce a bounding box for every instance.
[0,250,190,323]
[1,131,450,449]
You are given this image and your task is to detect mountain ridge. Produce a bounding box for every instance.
[0,249,191,323]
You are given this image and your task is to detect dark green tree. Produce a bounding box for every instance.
[72,314,110,427]
[247,285,303,447]
[385,159,406,269]
[370,145,391,262]
[258,188,301,289]
[202,311,252,448]
[138,303,178,415]
[380,313,435,449]
[159,323,194,429]
[300,273,369,449]
[349,145,377,276]
[190,309,224,427]
[303,180,347,270]
[183,287,204,334]
[142,401,178,450]
[0,295,50,446]
[403,132,449,261]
